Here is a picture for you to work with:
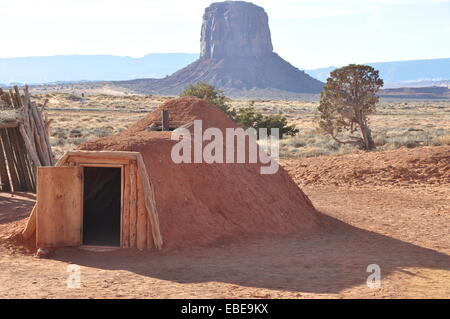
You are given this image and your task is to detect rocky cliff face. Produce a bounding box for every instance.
[200,1,273,59]
[118,1,323,97]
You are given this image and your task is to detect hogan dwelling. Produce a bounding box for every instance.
[22,97,319,251]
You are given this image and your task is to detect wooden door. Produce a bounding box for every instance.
[36,167,83,248]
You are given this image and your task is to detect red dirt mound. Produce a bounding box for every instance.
[283,146,450,188]
[77,96,319,250]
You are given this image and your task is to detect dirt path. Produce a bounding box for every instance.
[1,183,449,298]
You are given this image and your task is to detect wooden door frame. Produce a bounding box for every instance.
[78,163,124,247]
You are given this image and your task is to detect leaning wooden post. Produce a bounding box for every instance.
[18,124,42,167]
[0,137,11,192]
[0,129,20,191]
[136,154,163,249]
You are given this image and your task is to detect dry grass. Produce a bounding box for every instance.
[30,92,450,159]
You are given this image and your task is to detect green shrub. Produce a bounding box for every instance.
[181,82,235,117]
[182,83,298,139]
[233,105,298,138]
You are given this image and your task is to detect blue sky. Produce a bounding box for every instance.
[0,0,449,69]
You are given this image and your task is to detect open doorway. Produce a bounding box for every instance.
[82,167,121,246]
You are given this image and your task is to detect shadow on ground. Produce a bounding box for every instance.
[53,212,450,294]
[0,193,35,224]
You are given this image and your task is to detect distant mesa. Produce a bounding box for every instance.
[118,1,323,96]
[379,86,450,99]
[200,1,273,59]
[306,58,450,87]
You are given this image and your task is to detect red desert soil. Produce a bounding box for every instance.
[0,146,449,298]
[283,146,449,188]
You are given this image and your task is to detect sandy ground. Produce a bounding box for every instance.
[0,147,449,298]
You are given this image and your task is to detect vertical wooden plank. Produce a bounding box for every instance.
[129,161,140,249]
[9,128,30,190]
[18,134,36,192]
[136,171,147,250]
[121,164,130,248]
[0,129,20,191]
[146,202,154,250]
[26,156,36,192]
[36,167,83,248]
[128,162,137,248]
[0,135,11,192]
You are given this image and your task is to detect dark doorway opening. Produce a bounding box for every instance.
[82,167,121,246]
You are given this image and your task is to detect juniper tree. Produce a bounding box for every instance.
[318,64,383,150]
